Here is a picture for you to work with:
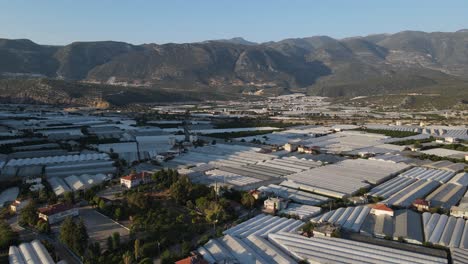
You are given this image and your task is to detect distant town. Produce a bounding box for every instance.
[1,94,467,264]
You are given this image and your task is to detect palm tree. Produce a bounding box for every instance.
[122,251,133,264]
[134,239,141,261]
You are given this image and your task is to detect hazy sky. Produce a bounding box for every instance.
[1,0,467,45]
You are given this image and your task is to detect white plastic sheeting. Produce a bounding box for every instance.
[426,183,467,209]
[424,213,468,248]
[198,214,300,264]
[278,203,321,220]
[9,246,25,264]
[48,177,72,196]
[367,176,417,198]
[7,153,109,166]
[285,159,409,198]
[451,248,468,264]
[30,240,54,264]
[49,173,109,195]
[450,218,466,248]
[312,206,371,232]
[18,242,42,264]
[223,214,303,239]
[383,180,440,207]
[0,187,19,207]
[399,167,455,183]
[243,235,296,264]
[448,173,468,187]
[268,231,447,264]
[257,184,331,206]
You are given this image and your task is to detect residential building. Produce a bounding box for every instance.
[348,196,368,205]
[450,206,468,219]
[297,145,315,154]
[175,252,208,264]
[371,204,394,217]
[120,172,152,189]
[312,223,339,237]
[249,189,261,200]
[10,199,30,213]
[412,199,430,212]
[264,197,287,213]
[445,137,459,143]
[38,203,79,224]
[284,143,297,152]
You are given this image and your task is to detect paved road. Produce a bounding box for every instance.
[79,206,130,249]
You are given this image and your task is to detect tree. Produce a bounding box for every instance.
[98,199,106,210]
[204,202,225,223]
[241,192,255,209]
[112,232,120,250]
[134,239,141,261]
[0,220,18,250]
[114,208,122,220]
[59,217,89,257]
[19,201,37,227]
[89,242,101,257]
[59,217,76,249]
[38,189,49,202]
[413,141,422,149]
[107,236,113,251]
[76,219,89,254]
[63,191,75,205]
[181,240,191,256]
[301,222,315,233]
[123,251,133,264]
[169,176,192,204]
[127,193,148,209]
[36,220,50,234]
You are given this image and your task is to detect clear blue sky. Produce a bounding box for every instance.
[1,0,467,45]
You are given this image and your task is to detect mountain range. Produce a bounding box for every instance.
[0,30,467,108]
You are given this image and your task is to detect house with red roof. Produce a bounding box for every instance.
[38,203,78,224]
[412,199,430,212]
[175,253,208,264]
[120,172,152,189]
[370,204,394,217]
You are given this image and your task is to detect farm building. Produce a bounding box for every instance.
[382,180,440,208]
[9,240,55,264]
[38,203,79,224]
[257,184,331,206]
[448,172,468,187]
[360,213,394,238]
[278,203,322,220]
[451,190,468,219]
[451,248,468,264]
[311,206,371,232]
[6,153,110,167]
[368,176,418,199]
[398,167,455,183]
[197,214,302,264]
[284,159,409,198]
[45,160,116,178]
[423,212,468,248]
[426,183,467,210]
[268,231,447,264]
[48,173,109,195]
[393,209,424,244]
